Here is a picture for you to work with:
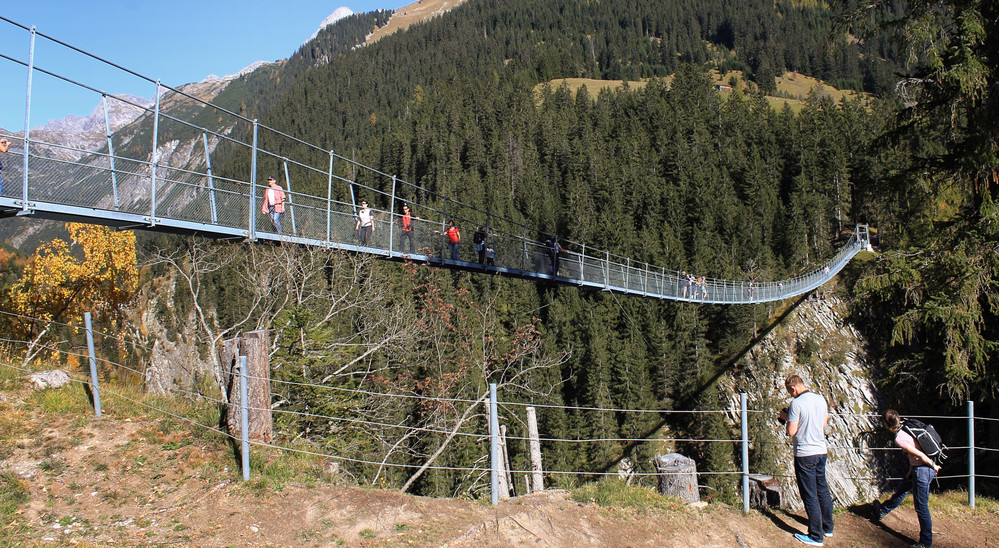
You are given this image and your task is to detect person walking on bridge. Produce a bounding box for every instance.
[261,176,285,234]
[547,236,565,276]
[356,200,374,246]
[474,226,490,264]
[435,220,460,260]
[779,374,834,546]
[399,203,417,255]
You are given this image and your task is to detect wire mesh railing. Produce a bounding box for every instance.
[0,16,870,304]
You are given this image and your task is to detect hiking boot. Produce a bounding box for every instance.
[793,533,823,546]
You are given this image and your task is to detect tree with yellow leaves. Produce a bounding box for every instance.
[5,223,137,364]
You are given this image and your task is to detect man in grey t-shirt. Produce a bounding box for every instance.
[779,374,833,546]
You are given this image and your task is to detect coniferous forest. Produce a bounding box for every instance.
[4,0,997,499]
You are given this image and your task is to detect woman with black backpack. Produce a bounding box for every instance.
[873,409,942,548]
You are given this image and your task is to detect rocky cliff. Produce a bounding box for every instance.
[724,291,882,510]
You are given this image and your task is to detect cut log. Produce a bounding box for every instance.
[219,331,273,443]
[748,474,782,509]
[653,453,699,503]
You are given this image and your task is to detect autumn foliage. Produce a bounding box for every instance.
[5,223,137,341]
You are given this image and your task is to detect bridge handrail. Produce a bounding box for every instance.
[0,17,870,304]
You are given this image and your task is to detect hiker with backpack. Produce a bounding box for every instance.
[874,409,944,548]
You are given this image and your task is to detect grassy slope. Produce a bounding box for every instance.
[538,70,867,111]
[1,365,996,547]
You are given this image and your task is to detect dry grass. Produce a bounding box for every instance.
[535,70,868,113]
[368,0,471,44]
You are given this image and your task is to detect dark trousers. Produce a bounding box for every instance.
[448,241,459,260]
[794,453,834,541]
[400,230,414,254]
[881,465,934,546]
[358,225,372,246]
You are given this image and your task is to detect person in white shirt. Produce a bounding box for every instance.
[779,374,834,546]
[355,200,374,245]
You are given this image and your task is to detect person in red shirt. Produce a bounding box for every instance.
[435,220,460,260]
[874,409,941,548]
[399,204,417,255]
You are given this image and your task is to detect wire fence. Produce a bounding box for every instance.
[1,311,996,511]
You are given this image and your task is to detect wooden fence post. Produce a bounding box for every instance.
[526,406,544,493]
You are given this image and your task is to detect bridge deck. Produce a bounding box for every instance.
[0,17,869,304]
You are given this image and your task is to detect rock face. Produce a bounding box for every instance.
[725,292,881,510]
[125,268,215,398]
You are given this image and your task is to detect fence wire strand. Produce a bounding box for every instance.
[2,309,997,501]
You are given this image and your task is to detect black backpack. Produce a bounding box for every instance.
[901,418,948,464]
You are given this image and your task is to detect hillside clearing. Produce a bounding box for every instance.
[538,71,867,112]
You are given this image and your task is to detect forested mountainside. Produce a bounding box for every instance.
[249,0,894,154]
[4,0,997,499]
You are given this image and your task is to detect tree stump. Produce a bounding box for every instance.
[653,453,699,503]
[219,331,273,443]
[748,474,782,509]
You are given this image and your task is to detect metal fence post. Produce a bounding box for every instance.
[389,175,397,256]
[202,132,218,224]
[102,95,120,211]
[968,400,975,508]
[490,382,499,506]
[21,27,36,212]
[326,150,334,243]
[240,355,250,481]
[248,120,258,241]
[150,81,161,226]
[282,159,296,235]
[741,392,749,514]
[84,312,101,417]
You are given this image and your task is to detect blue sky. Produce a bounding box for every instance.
[0,1,408,131]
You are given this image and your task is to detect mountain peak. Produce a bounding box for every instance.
[310,7,355,41]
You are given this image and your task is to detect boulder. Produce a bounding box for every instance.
[28,370,72,390]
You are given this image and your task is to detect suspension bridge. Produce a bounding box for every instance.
[0,18,870,304]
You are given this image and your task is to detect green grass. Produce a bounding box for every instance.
[28,383,92,415]
[572,479,686,513]
[932,489,999,515]
[0,472,29,516]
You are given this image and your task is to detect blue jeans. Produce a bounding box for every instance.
[795,453,834,541]
[449,241,459,260]
[270,211,282,234]
[881,465,934,546]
